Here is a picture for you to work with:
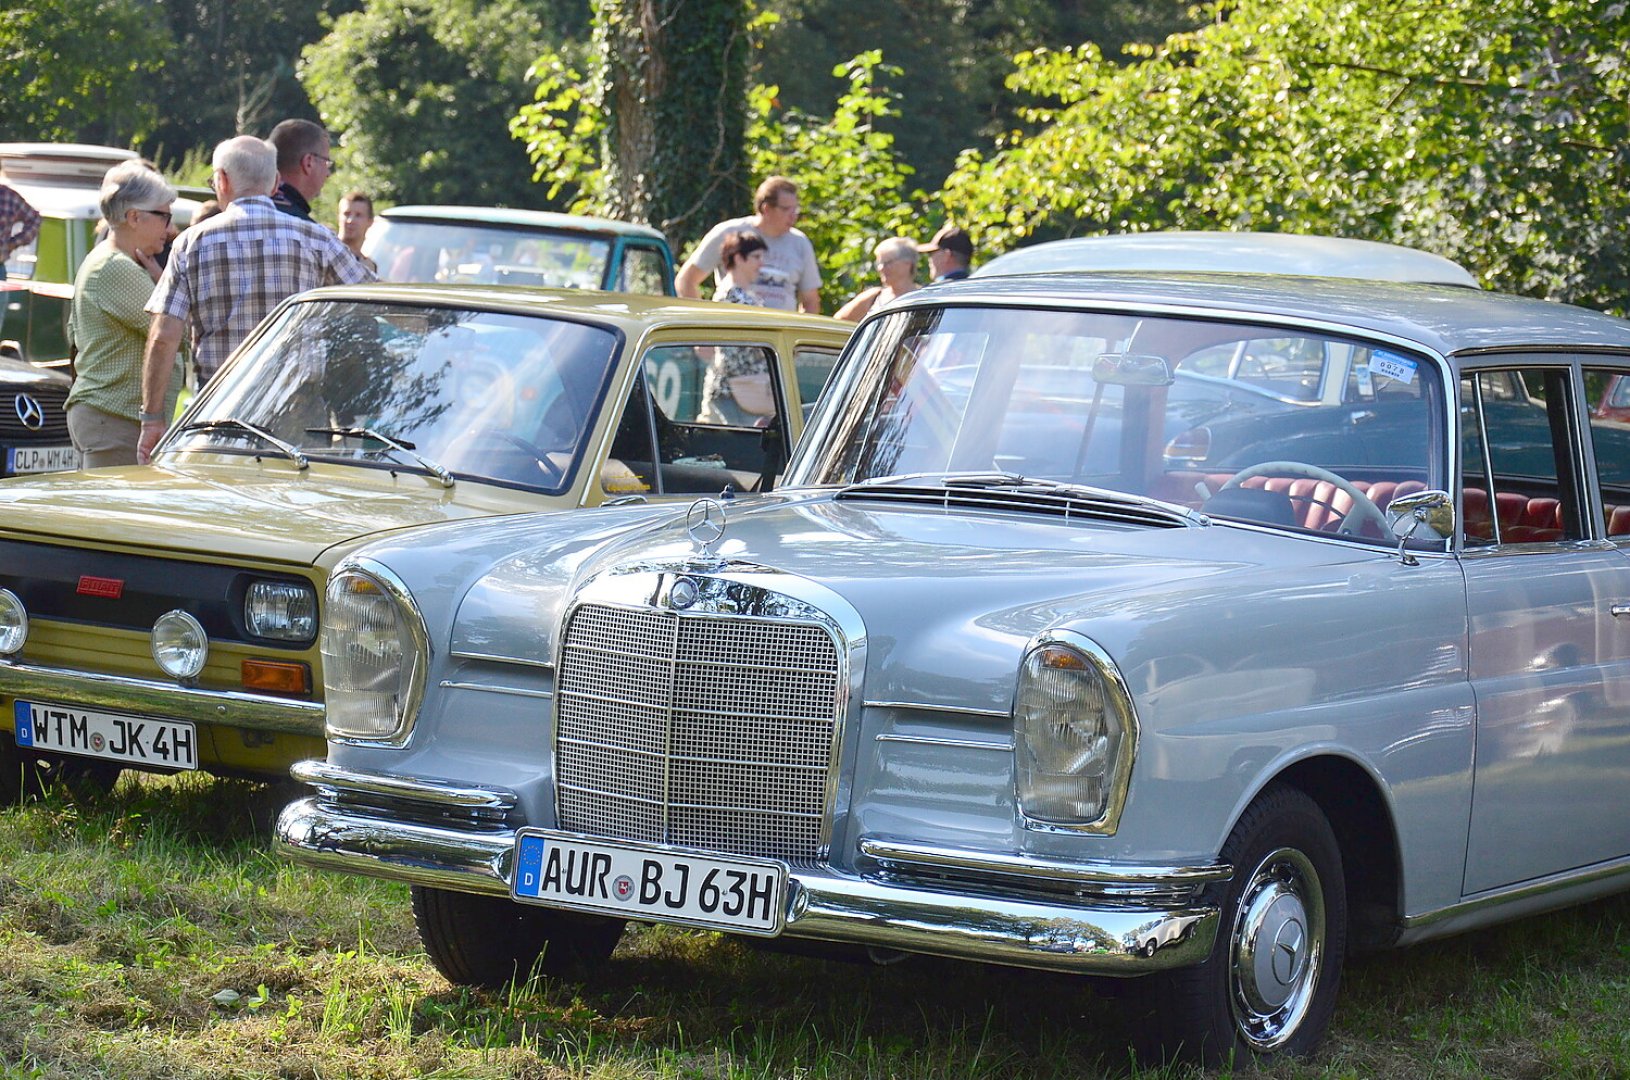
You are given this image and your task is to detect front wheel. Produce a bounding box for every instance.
[411,885,625,988]
[1130,784,1347,1067]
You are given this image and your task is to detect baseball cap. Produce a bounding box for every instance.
[917,224,973,258]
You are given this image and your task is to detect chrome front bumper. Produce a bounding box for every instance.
[276,763,1227,976]
[0,659,324,735]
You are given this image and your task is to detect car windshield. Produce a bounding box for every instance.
[366,218,612,289]
[169,299,620,494]
[794,305,1448,535]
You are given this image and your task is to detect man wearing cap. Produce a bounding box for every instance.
[919,224,973,284]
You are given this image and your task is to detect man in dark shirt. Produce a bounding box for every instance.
[267,118,334,222]
[918,224,974,283]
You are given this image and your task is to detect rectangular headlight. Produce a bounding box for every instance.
[246,580,318,641]
[322,567,426,743]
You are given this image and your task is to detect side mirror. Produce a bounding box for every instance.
[1386,488,1454,564]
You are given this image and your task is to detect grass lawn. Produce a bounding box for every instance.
[2,772,1629,1079]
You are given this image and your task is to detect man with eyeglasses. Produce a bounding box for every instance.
[676,176,822,313]
[268,118,335,222]
[136,135,374,463]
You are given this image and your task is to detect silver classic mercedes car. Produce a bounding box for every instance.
[277,272,1630,1065]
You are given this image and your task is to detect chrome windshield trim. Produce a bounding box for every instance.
[289,760,518,812]
[0,660,322,735]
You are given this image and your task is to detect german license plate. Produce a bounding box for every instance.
[13,700,198,770]
[512,830,786,935]
[5,445,80,475]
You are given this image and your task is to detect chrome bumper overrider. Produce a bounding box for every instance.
[0,660,323,735]
[276,767,1226,975]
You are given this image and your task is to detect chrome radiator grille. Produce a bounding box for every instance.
[555,602,841,863]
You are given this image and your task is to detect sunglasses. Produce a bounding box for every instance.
[139,209,174,225]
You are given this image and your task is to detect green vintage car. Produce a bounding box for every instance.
[0,285,850,793]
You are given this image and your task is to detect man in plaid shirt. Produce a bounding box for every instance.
[0,180,42,280]
[137,135,374,461]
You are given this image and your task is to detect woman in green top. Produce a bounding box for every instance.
[66,161,177,468]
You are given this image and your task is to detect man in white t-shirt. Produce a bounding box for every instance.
[676,177,822,313]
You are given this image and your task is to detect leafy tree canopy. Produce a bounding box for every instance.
[939,0,1630,311]
[0,0,170,146]
[301,0,585,208]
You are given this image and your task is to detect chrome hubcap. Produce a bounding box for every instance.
[1230,846,1324,1051]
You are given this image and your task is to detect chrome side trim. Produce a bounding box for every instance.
[449,649,555,672]
[437,680,554,700]
[1399,854,1630,943]
[866,699,1012,720]
[860,838,1232,890]
[0,661,322,735]
[274,797,1219,975]
[874,733,1014,752]
[289,760,518,812]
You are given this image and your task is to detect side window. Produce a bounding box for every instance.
[793,347,842,419]
[619,246,670,295]
[1461,368,1582,546]
[1585,367,1630,538]
[602,344,788,496]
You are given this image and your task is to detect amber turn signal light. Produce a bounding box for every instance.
[241,659,312,695]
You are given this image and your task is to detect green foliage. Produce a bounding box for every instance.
[747,51,922,300]
[0,0,170,145]
[300,0,580,208]
[939,0,1630,312]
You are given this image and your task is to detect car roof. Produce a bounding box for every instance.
[974,232,1479,288]
[380,205,668,244]
[292,282,851,334]
[892,272,1630,358]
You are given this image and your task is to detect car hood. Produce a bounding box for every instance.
[0,457,562,567]
[435,490,1382,712]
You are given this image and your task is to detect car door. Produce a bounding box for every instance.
[1461,358,1630,894]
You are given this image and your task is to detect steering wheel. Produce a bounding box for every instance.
[1218,460,1390,536]
[464,428,565,486]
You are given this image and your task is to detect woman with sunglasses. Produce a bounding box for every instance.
[65,160,182,468]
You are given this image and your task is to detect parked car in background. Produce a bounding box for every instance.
[366,206,676,295]
[0,285,850,795]
[1,143,204,371]
[0,348,76,477]
[974,231,1479,287]
[278,271,1630,1066]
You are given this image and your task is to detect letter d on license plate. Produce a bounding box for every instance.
[511,830,787,935]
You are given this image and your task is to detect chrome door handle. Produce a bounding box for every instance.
[1612,605,1630,619]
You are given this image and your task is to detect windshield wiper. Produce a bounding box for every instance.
[306,426,455,488]
[173,418,308,470]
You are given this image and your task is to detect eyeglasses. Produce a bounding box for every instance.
[308,152,334,169]
[138,209,173,225]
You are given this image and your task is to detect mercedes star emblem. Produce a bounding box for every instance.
[14,393,45,431]
[670,577,699,609]
[687,497,727,553]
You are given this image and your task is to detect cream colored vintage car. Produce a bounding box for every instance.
[0,286,850,792]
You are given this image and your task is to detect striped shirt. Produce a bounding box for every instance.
[146,195,374,380]
[67,242,178,421]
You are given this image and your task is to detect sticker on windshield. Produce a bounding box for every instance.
[1369,351,1418,386]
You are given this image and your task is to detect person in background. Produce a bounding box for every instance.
[0,179,42,280]
[267,118,334,222]
[191,198,223,224]
[835,236,920,321]
[65,161,182,467]
[697,229,773,426]
[336,190,378,273]
[712,229,767,307]
[676,177,821,313]
[137,135,374,462]
[919,223,974,283]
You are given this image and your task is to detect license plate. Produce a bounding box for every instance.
[5,444,80,475]
[13,700,198,770]
[512,830,786,935]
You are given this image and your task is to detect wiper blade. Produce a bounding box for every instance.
[306,426,455,488]
[173,418,308,470]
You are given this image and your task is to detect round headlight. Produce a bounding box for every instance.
[152,609,209,680]
[0,588,27,656]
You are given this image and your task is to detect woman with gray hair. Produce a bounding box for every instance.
[835,236,921,322]
[65,160,182,467]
